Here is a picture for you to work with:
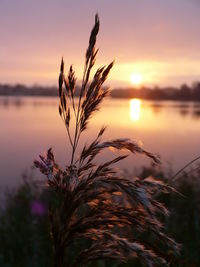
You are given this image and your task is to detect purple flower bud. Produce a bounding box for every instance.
[31,200,46,216]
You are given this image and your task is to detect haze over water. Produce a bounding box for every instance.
[1,96,200,186]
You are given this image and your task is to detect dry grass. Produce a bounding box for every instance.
[34,14,179,267]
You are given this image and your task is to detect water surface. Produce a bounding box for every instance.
[1,96,200,186]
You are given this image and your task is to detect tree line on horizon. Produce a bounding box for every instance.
[1,82,200,101]
[111,82,200,101]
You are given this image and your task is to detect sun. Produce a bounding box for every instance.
[130,73,143,86]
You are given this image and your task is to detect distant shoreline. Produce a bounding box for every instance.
[1,83,200,101]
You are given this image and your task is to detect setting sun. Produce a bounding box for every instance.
[130,73,143,86]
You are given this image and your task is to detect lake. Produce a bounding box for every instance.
[1,96,200,187]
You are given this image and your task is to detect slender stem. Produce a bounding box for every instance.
[70,144,76,165]
[66,126,73,148]
[172,155,200,181]
[68,92,77,118]
[70,62,88,165]
[60,109,73,148]
[73,131,81,159]
[70,55,94,165]
[72,98,76,117]
[54,246,65,267]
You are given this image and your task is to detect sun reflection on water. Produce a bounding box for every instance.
[129,99,141,121]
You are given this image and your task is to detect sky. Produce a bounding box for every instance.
[1,0,200,88]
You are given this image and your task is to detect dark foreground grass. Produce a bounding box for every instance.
[0,166,200,267]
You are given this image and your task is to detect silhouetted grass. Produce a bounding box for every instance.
[33,14,178,267]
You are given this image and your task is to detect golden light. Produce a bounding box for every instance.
[130,99,141,121]
[130,73,143,86]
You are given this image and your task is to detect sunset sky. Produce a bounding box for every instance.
[1,0,200,87]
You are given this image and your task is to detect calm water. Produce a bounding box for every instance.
[1,96,200,186]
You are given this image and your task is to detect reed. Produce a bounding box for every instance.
[34,14,179,267]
